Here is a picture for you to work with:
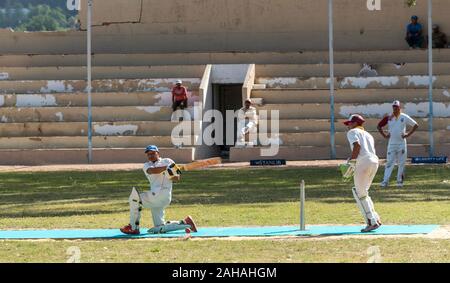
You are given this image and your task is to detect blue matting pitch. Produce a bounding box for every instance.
[0,225,439,239]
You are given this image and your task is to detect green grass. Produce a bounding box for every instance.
[0,238,449,263]
[0,165,449,262]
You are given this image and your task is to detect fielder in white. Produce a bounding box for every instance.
[344,114,382,232]
[120,145,197,235]
[236,99,258,146]
[377,100,418,187]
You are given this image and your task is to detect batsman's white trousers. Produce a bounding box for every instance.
[382,143,407,184]
[130,189,172,229]
[355,156,379,197]
[353,156,380,225]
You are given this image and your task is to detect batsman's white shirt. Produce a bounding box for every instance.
[143,158,174,195]
[387,113,418,146]
[347,127,378,163]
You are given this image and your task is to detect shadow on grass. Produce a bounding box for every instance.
[0,209,128,218]
[0,166,448,218]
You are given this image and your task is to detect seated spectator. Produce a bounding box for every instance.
[72,17,82,31]
[405,15,424,49]
[432,24,448,49]
[236,99,258,147]
[75,19,81,31]
[171,80,188,121]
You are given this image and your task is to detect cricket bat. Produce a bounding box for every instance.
[179,157,222,171]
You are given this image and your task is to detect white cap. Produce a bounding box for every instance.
[392,100,401,107]
[175,80,182,85]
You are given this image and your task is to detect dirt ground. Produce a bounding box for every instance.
[0,160,353,173]
[0,159,439,173]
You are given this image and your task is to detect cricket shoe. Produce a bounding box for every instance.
[183,216,198,232]
[120,224,140,235]
[361,222,381,233]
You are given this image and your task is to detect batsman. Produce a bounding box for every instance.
[343,114,382,232]
[120,145,197,235]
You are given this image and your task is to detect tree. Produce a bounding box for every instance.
[406,0,418,7]
[0,0,77,31]
[0,2,27,28]
[16,5,71,32]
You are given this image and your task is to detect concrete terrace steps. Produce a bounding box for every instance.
[0,121,197,137]
[3,119,446,137]
[0,91,200,107]
[2,63,447,81]
[229,144,450,161]
[255,63,450,77]
[0,78,201,94]
[1,50,450,66]
[267,131,450,147]
[256,103,450,119]
[0,147,196,165]
[259,118,450,133]
[0,65,206,80]
[0,106,196,122]
[0,71,203,164]
[256,75,450,89]
[252,89,450,104]
[0,136,198,150]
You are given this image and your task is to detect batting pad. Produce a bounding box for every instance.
[0,225,439,239]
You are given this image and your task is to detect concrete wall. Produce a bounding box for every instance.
[0,0,449,54]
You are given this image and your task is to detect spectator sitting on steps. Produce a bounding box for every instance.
[432,24,448,49]
[236,99,259,147]
[75,19,81,31]
[405,15,424,49]
[171,80,189,122]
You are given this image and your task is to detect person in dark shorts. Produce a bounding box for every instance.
[172,80,188,112]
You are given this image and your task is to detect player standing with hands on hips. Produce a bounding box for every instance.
[377,100,418,188]
[120,145,197,235]
[344,114,382,232]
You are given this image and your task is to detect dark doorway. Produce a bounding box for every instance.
[212,84,243,158]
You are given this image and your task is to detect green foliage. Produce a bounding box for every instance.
[2,238,450,263]
[15,5,73,32]
[0,2,27,28]
[0,0,77,31]
[0,0,70,10]
[406,0,418,7]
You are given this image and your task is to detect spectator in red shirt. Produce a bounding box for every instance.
[171,80,188,112]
